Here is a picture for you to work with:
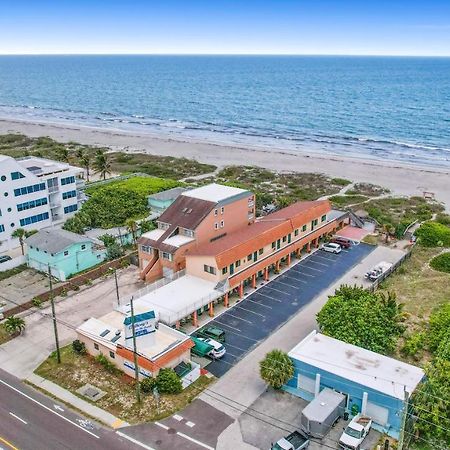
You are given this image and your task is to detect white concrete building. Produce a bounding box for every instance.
[0,155,85,252]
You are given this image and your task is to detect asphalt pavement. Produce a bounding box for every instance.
[0,368,141,450]
[199,243,374,377]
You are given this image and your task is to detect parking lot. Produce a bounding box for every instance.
[198,243,374,377]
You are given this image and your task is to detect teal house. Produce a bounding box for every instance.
[25,228,106,281]
[147,187,187,214]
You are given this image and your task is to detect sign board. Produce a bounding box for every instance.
[123,360,152,378]
[123,310,156,341]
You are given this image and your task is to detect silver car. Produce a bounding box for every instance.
[321,242,342,254]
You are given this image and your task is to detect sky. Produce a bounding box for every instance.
[0,0,449,56]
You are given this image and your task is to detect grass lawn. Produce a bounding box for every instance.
[346,182,390,197]
[329,194,369,207]
[35,345,214,423]
[379,246,450,326]
[85,176,181,196]
[0,264,27,282]
[0,324,12,345]
[108,152,216,180]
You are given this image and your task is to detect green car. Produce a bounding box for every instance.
[200,326,226,343]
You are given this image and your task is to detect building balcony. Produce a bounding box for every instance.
[48,186,60,194]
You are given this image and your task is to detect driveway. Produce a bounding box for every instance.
[198,243,374,377]
[0,266,144,379]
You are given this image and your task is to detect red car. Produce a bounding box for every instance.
[330,237,352,248]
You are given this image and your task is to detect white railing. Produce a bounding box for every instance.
[181,361,201,389]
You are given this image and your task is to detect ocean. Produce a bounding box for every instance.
[0,55,449,167]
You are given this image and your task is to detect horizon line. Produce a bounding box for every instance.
[1,53,450,58]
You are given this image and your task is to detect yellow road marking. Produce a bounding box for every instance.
[0,435,20,450]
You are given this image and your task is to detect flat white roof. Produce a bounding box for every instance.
[163,234,195,248]
[77,310,190,360]
[16,156,83,176]
[141,229,166,241]
[289,331,424,400]
[123,275,222,325]
[182,183,248,203]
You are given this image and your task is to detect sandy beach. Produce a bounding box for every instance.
[1,117,449,210]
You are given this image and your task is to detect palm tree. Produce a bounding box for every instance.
[75,148,92,182]
[56,146,70,163]
[4,316,26,336]
[259,349,294,390]
[11,228,26,255]
[125,219,138,245]
[93,152,111,180]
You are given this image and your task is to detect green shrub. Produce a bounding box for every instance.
[72,339,86,355]
[428,304,450,353]
[259,349,294,390]
[106,243,125,260]
[415,221,450,247]
[331,177,351,186]
[435,213,450,226]
[141,376,157,393]
[156,368,182,394]
[401,332,425,359]
[32,297,43,308]
[95,353,118,374]
[429,252,450,273]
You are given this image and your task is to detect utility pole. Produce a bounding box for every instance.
[129,296,141,404]
[48,264,61,364]
[114,269,120,307]
[398,385,409,450]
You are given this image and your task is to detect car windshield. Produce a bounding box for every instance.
[345,426,362,438]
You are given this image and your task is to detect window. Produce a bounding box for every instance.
[94,343,99,350]
[282,236,287,243]
[247,254,252,261]
[272,241,276,249]
[221,206,224,214]
[81,244,86,250]
[220,220,224,228]
[214,222,219,230]
[184,229,194,238]
[259,248,263,255]
[294,229,299,236]
[214,208,218,216]
[64,250,69,256]
[314,219,318,226]
[236,260,241,268]
[222,267,228,275]
[0,175,5,181]
[109,351,115,359]
[19,212,49,227]
[14,183,46,197]
[61,176,75,185]
[64,204,78,214]
[0,224,4,233]
[321,214,327,222]
[162,252,172,261]
[204,264,216,275]
[141,245,151,253]
[11,171,25,180]
[62,190,77,200]
[158,222,170,230]
[17,197,48,212]
[302,224,307,232]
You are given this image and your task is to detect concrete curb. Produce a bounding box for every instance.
[27,373,129,429]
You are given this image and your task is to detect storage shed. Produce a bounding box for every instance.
[284,331,425,440]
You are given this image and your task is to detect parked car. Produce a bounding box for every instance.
[197,337,226,359]
[330,237,352,249]
[201,325,226,342]
[0,255,12,263]
[271,430,310,450]
[321,242,342,254]
[364,261,393,281]
[339,414,372,450]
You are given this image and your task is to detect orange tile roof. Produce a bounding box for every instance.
[188,200,331,268]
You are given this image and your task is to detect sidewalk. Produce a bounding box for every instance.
[27,373,128,429]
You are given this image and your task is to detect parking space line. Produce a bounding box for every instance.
[264,285,293,296]
[290,269,315,277]
[281,274,308,284]
[236,305,265,318]
[313,253,339,262]
[213,320,243,334]
[301,265,324,273]
[224,312,254,325]
[275,279,302,290]
[305,259,329,267]
[245,298,273,309]
[116,431,156,450]
[253,292,282,302]
[176,431,215,450]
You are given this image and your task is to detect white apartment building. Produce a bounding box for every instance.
[0,155,85,252]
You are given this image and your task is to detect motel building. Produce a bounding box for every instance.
[76,309,199,387]
[284,331,425,440]
[130,187,350,329]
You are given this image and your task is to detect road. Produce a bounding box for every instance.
[0,368,143,450]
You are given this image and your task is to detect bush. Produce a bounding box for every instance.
[331,177,351,186]
[106,243,125,260]
[259,349,294,390]
[401,332,425,359]
[95,353,117,374]
[428,304,450,353]
[72,339,86,355]
[316,286,405,354]
[141,376,157,393]
[32,297,43,308]
[435,213,450,226]
[415,221,450,247]
[156,368,182,394]
[429,252,450,273]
